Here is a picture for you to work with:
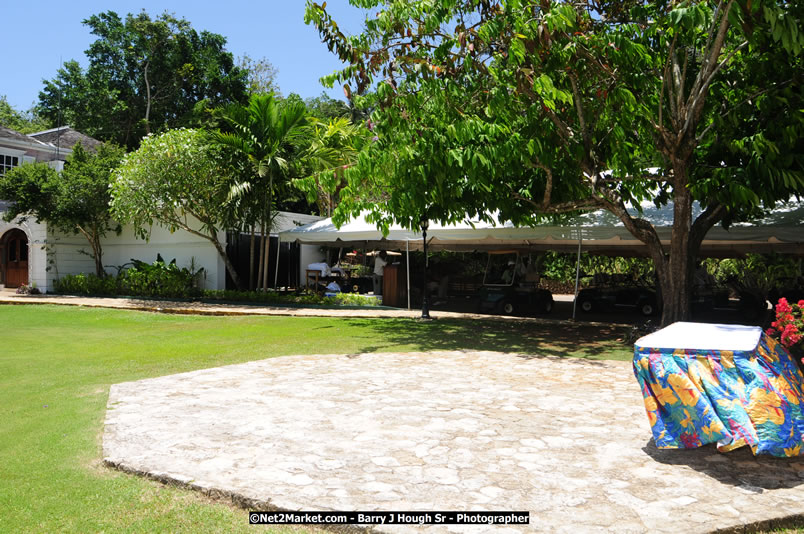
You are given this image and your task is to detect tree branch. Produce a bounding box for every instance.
[690,202,726,251]
[682,0,735,139]
[595,188,666,255]
[519,74,573,143]
[143,60,152,135]
[526,157,554,209]
[506,182,603,214]
[658,33,677,132]
[171,218,217,243]
[569,72,593,164]
[75,225,94,248]
[687,40,749,132]
[669,44,681,126]
[540,198,604,214]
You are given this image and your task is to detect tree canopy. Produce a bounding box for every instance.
[295,116,372,217]
[304,93,352,120]
[38,11,248,150]
[0,96,51,134]
[238,54,281,96]
[111,128,243,288]
[306,0,804,323]
[0,143,125,276]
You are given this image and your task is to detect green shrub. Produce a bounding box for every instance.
[201,289,324,305]
[328,292,381,306]
[54,255,204,298]
[118,256,204,298]
[200,289,382,307]
[54,273,118,295]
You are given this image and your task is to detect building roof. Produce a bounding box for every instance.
[0,125,47,149]
[28,126,102,151]
[273,211,325,233]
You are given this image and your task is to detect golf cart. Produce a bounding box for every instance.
[575,273,659,317]
[477,251,554,316]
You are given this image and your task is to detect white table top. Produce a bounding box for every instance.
[635,322,762,352]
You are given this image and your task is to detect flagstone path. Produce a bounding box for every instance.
[103,351,804,533]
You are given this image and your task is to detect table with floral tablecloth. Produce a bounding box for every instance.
[633,322,804,457]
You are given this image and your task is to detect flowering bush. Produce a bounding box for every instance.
[15,283,41,295]
[766,298,804,353]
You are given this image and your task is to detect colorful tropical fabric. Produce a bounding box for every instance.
[634,331,804,457]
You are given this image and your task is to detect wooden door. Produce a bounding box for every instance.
[382,264,407,308]
[4,230,28,288]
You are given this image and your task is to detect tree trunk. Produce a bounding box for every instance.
[257,222,265,291]
[143,61,152,135]
[93,234,104,278]
[92,223,105,278]
[77,224,105,278]
[263,236,271,291]
[659,160,696,326]
[249,224,255,291]
[263,233,271,290]
[210,235,242,290]
[264,180,273,291]
[164,218,243,290]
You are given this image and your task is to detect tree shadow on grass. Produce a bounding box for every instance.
[642,439,804,490]
[338,317,632,362]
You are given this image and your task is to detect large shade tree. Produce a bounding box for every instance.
[111,128,243,289]
[306,0,804,324]
[38,11,248,150]
[212,93,308,291]
[0,143,125,276]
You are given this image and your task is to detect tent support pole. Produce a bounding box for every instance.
[572,226,582,320]
[406,240,411,310]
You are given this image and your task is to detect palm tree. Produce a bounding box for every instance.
[213,93,308,291]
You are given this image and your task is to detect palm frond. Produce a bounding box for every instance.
[228,180,254,201]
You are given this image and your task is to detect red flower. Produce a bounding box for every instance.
[781,323,802,347]
[769,298,804,352]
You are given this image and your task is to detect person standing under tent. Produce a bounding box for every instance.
[373,251,388,295]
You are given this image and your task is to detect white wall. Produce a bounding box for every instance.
[99,224,226,291]
[42,223,225,291]
[46,232,97,284]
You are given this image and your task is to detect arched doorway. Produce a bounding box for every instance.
[1,229,29,288]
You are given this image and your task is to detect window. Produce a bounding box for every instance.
[0,154,19,176]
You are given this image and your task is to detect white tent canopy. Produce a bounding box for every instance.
[279,201,804,257]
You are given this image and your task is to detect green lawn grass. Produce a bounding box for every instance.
[0,304,632,533]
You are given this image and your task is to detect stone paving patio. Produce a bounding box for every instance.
[103,351,804,533]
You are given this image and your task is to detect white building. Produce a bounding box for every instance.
[1,125,320,293]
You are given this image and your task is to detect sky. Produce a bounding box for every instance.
[0,1,368,111]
